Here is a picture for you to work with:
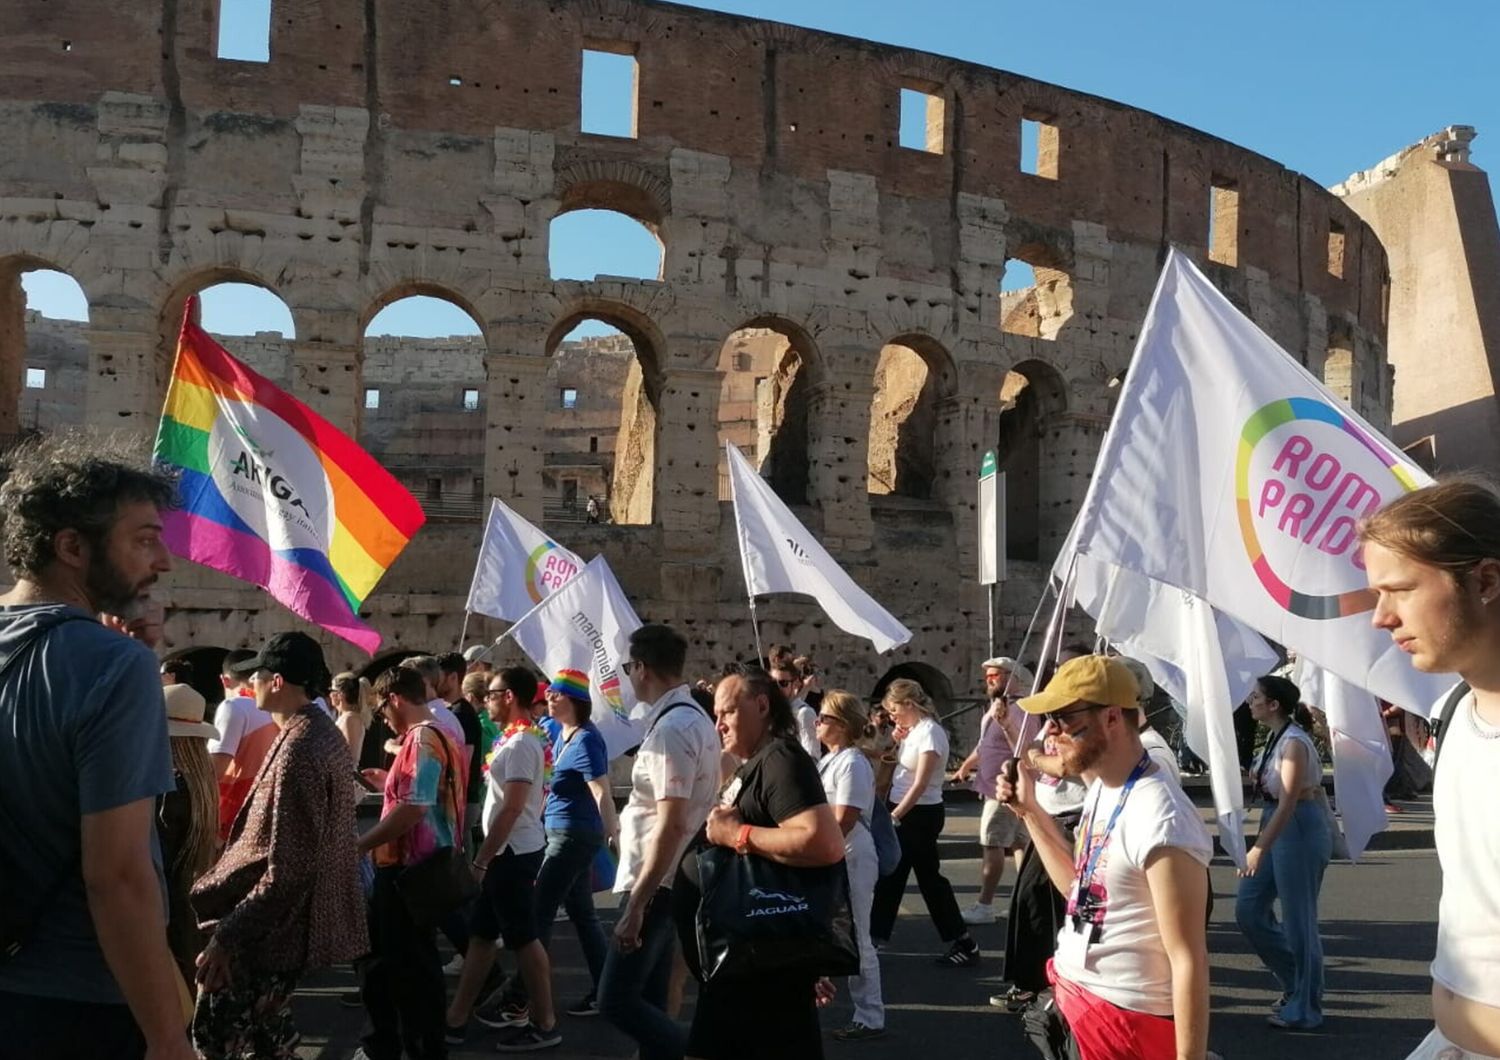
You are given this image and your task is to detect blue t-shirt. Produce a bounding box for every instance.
[544,722,608,833]
[0,604,174,1004]
[537,713,562,745]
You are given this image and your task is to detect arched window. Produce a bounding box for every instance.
[995,361,1067,561]
[999,244,1073,339]
[193,281,296,381]
[361,292,486,519]
[715,322,817,505]
[549,209,663,282]
[546,312,661,527]
[868,338,954,500]
[1,265,89,435]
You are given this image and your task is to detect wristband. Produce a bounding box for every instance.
[735,823,753,855]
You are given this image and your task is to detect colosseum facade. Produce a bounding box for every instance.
[0,0,1392,707]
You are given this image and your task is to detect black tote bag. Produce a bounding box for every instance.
[692,747,860,982]
[393,727,479,926]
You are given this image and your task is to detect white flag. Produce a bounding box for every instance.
[504,555,643,759]
[1295,657,1391,862]
[725,442,912,654]
[466,499,585,622]
[1073,248,1449,713]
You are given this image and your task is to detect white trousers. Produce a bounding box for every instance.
[846,829,885,1029]
[1406,1026,1500,1060]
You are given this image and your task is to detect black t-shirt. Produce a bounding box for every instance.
[731,737,828,827]
[452,697,485,805]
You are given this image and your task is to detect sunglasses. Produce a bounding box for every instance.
[815,714,841,726]
[1044,703,1106,731]
[776,678,796,688]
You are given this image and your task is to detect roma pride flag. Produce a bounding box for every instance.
[153,302,423,652]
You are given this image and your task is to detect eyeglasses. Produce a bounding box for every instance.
[1044,703,1105,732]
[815,714,841,726]
[776,678,795,688]
[485,687,510,699]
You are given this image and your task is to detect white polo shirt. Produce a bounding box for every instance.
[614,684,720,895]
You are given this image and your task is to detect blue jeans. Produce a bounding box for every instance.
[1236,800,1332,1027]
[597,887,683,1060]
[535,829,609,988]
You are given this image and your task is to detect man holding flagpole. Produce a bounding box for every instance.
[1362,478,1500,1060]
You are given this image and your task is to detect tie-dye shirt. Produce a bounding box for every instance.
[374,722,465,869]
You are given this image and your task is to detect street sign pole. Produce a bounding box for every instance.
[978,450,1006,659]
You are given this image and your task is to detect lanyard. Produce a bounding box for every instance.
[1075,752,1151,894]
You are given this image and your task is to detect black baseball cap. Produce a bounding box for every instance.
[228,632,329,689]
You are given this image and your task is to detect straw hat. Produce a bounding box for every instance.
[164,683,218,740]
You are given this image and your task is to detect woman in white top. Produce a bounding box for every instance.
[815,690,885,1041]
[868,679,979,966]
[329,672,371,765]
[1235,674,1333,1030]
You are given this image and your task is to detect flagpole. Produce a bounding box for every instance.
[1014,551,1079,752]
[725,441,770,664]
[457,610,471,652]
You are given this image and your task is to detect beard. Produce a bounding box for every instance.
[85,548,151,615]
[1057,724,1107,776]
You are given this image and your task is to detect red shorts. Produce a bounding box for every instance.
[1048,961,1176,1060]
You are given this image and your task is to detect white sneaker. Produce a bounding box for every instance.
[443,953,465,976]
[961,902,998,925]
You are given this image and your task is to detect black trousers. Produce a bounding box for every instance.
[1003,811,1077,994]
[0,992,145,1060]
[870,801,965,943]
[360,866,447,1060]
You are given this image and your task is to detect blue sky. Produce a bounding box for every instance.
[24,0,1499,339]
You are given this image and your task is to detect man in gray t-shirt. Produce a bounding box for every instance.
[0,440,192,1060]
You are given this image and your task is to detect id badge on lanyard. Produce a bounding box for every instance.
[1066,753,1150,958]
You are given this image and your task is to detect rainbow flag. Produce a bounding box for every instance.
[153,301,424,652]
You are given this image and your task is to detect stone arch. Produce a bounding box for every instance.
[0,254,90,436]
[872,661,956,720]
[360,280,488,342]
[868,332,957,499]
[359,649,425,683]
[554,162,670,233]
[546,300,667,526]
[997,358,1068,561]
[717,314,823,505]
[161,645,230,708]
[154,265,297,401]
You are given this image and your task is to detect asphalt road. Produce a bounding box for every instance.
[287,815,1442,1059]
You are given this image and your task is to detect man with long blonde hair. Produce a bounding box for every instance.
[1362,476,1500,1060]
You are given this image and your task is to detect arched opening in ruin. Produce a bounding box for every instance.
[1323,319,1357,409]
[549,209,664,283]
[0,261,89,438]
[155,273,296,408]
[995,360,1067,562]
[872,662,957,741]
[999,243,1074,339]
[161,645,230,709]
[715,319,820,505]
[362,289,487,517]
[867,336,956,500]
[546,306,664,527]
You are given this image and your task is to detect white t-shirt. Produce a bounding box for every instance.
[207,694,273,757]
[794,701,821,761]
[1139,729,1181,786]
[1431,689,1500,1007]
[482,727,546,856]
[1251,723,1318,801]
[890,717,948,806]
[427,699,467,750]
[1034,732,1088,816]
[615,686,721,895]
[1053,764,1213,1015]
[817,746,876,851]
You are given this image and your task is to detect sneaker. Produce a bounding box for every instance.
[442,953,465,976]
[935,938,980,967]
[990,986,1036,1011]
[495,1023,562,1052]
[444,1023,468,1047]
[1270,993,1290,1016]
[833,1022,886,1041]
[564,993,599,1017]
[960,901,998,926]
[475,999,531,1030]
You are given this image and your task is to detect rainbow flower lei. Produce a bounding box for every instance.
[485,719,555,795]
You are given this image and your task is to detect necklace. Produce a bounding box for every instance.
[1466,695,1500,740]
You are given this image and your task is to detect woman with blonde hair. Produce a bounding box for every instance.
[158,683,221,982]
[869,678,979,966]
[816,689,885,1040]
[329,671,372,762]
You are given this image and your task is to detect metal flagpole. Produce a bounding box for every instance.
[747,598,766,666]
[456,611,472,653]
[726,442,769,664]
[1013,551,1080,752]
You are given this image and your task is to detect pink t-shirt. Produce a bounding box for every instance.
[976,701,1024,795]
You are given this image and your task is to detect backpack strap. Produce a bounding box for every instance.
[1431,681,1472,773]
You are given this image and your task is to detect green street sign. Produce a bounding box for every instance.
[980,449,997,479]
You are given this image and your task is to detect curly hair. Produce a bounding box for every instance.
[0,433,177,577]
